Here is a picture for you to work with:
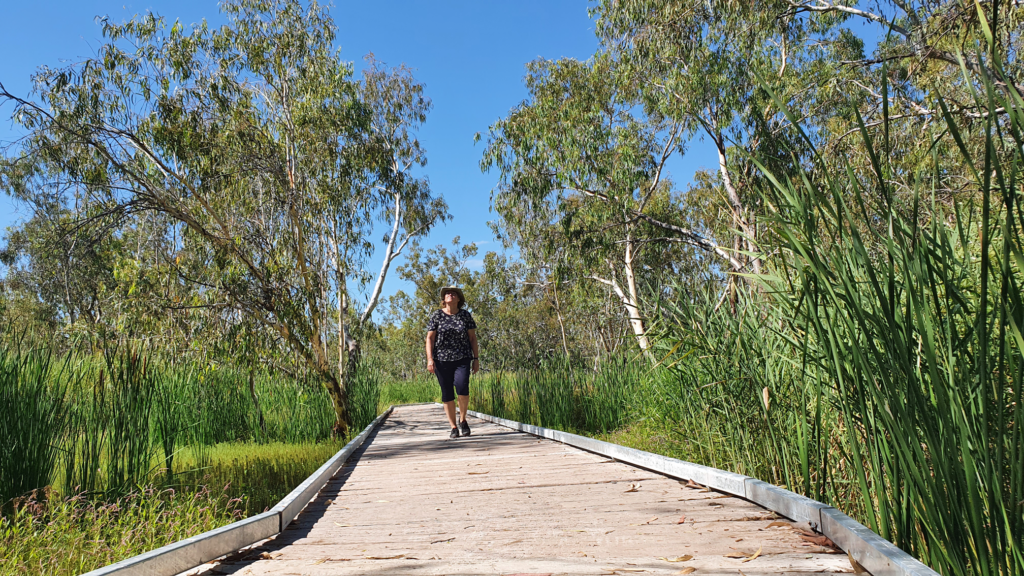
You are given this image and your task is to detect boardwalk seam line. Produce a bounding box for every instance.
[80,406,394,576]
[466,408,939,576]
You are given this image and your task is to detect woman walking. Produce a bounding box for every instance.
[426,286,480,438]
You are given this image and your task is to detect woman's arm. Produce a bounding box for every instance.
[425,331,437,373]
[467,329,479,374]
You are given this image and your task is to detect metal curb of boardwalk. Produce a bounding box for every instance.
[466,409,938,576]
[80,406,396,576]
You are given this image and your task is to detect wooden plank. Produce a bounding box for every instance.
[195,404,856,575]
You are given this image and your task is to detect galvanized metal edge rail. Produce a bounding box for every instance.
[81,406,395,576]
[467,409,938,576]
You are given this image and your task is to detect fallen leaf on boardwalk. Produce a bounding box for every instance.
[724,553,748,559]
[624,483,641,492]
[741,546,762,562]
[676,568,697,575]
[685,480,704,489]
[257,552,279,560]
[676,516,686,524]
[799,534,836,547]
[468,471,489,475]
[657,555,693,562]
[365,554,405,560]
[333,522,350,527]
[849,553,870,575]
[313,558,327,565]
[431,537,456,544]
[642,516,658,524]
[766,521,792,528]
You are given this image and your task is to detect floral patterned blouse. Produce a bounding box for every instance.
[427,309,477,362]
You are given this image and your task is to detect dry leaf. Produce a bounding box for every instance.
[468,471,489,475]
[800,534,836,547]
[849,553,870,575]
[313,558,328,565]
[741,545,762,562]
[431,537,456,544]
[657,555,693,562]
[685,479,704,489]
[724,553,748,559]
[677,568,697,575]
[676,515,686,524]
[624,483,641,493]
[365,554,405,560]
[642,516,658,525]
[762,386,770,411]
[766,521,792,528]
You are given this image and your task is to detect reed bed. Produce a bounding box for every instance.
[0,343,384,576]
[645,51,1024,575]
[0,485,244,576]
[0,345,383,502]
[469,358,639,435]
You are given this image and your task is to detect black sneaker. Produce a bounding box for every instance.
[449,427,460,439]
[460,420,471,437]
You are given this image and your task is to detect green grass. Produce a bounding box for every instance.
[0,343,386,575]
[0,485,244,576]
[170,440,346,514]
[379,377,439,408]
[0,439,349,576]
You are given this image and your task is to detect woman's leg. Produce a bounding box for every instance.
[436,361,459,430]
[443,400,458,429]
[453,359,471,425]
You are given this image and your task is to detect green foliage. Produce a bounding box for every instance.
[0,341,373,502]
[0,486,244,576]
[751,51,1024,573]
[378,377,438,406]
[0,350,75,506]
[470,359,638,435]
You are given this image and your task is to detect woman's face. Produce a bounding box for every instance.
[443,291,457,305]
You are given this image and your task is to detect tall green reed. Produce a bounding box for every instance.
[470,359,637,435]
[753,43,1023,575]
[0,349,75,506]
[0,342,380,503]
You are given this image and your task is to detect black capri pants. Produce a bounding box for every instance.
[435,358,471,402]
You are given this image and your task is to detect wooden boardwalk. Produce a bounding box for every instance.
[199,404,854,575]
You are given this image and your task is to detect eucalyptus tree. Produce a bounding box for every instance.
[591,0,868,282]
[595,0,1023,219]
[482,55,740,352]
[0,0,444,434]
